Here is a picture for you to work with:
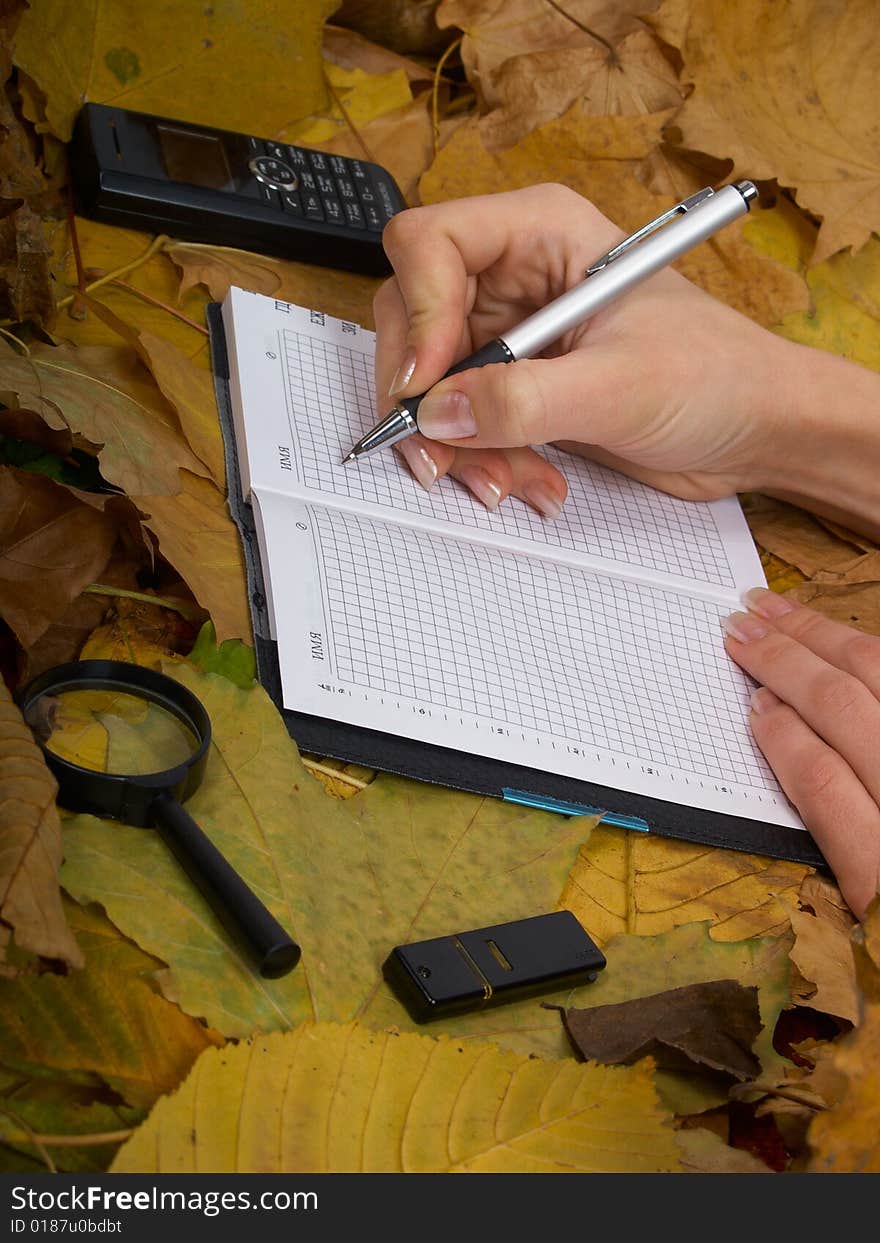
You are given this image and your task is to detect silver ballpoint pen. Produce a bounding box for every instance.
[342,180,758,464]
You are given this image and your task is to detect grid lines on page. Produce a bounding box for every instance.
[281,328,736,587]
[313,508,779,790]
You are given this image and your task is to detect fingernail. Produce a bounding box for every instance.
[417,390,477,441]
[721,611,770,642]
[523,481,565,520]
[458,465,503,511]
[388,348,417,397]
[397,438,438,491]
[742,586,796,620]
[750,686,782,714]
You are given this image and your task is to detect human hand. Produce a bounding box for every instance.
[374,184,799,515]
[723,588,880,920]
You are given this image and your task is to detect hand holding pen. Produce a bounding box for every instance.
[351,181,805,517]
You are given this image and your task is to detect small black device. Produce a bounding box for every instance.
[70,103,407,276]
[383,910,606,1023]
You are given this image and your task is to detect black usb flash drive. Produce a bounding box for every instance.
[383,910,606,1023]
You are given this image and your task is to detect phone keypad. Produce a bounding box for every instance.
[245,136,400,234]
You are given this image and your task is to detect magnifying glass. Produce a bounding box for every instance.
[18,660,301,979]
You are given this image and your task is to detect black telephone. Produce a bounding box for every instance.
[70,103,407,276]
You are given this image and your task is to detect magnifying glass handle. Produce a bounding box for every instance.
[152,793,301,979]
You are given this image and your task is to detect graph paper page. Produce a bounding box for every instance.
[222,288,765,599]
[254,494,801,829]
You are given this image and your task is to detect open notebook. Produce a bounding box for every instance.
[210,286,822,866]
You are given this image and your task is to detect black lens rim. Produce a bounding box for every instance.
[18,660,212,827]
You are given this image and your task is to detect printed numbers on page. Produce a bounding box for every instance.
[318,683,349,694]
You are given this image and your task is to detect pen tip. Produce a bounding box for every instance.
[342,451,357,465]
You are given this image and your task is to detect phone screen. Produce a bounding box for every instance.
[155,123,233,190]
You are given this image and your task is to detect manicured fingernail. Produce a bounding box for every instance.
[397,438,438,491]
[417,390,477,440]
[721,611,770,642]
[388,348,417,397]
[523,481,565,520]
[742,586,796,620]
[458,465,503,511]
[750,687,782,714]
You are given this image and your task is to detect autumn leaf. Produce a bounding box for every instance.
[0,673,81,968]
[111,1022,683,1173]
[420,110,810,329]
[50,218,211,364]
[790,875,859,1025]
[12,0,339,142]
[0,467,117,649]
[569,922,793,1116]
[560,822,808,946]
[0,899,222,1110]
[0,339,209,496]
[648,0,880,264]
[59,662,594,1042]
[166,241,381,332]
[565,980,763,1083]
[439,0,679,150]
[135,472,251,645]
[676,1126,773,1173]
[806,1004,880,1171]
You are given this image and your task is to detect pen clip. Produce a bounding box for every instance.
[585,186,716,276]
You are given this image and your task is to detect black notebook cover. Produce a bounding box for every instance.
[206,300,825,870]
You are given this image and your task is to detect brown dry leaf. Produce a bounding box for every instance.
[167,241,381,331]
[741,495,867,581]
[135,472,250,645]
[566,979,762,1083]
[0,673,82,968]
[323,23,436,84]
[438,0,678,150]
[75,296,224,490]
[438,0,660,90]
[675,1126,772,1172]
[649,0,880,264]
[419,110,809,329]
[12,0,338,143]
[806,1000,880,1170]
[0,467,117,649]
[0,339,209,497]
[112,1023,682,1173]
[790,875,859,1025]
[783,581,880,638]
[333,0,450,57]
[560,823,808,946]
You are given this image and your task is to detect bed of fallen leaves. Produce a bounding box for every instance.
[0,0,879,1175]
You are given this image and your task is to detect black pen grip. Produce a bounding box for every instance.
[151,792,301,979]
[401,337,515,425]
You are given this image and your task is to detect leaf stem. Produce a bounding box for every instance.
[0,1107,56,1172]
[0,326,30,355]
[65,187,88,319]
[84,584,204,622]
[432,36,463,153]
[323,69,374,162]
[302,757,371,791]
[107,280,209,336]
[56,235,171,313]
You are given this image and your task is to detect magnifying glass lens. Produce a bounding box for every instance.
[24,687,199,777]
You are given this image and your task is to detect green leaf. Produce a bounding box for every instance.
[188,622,255,689]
